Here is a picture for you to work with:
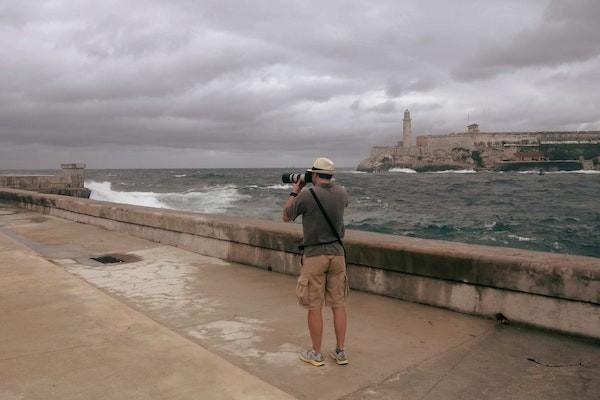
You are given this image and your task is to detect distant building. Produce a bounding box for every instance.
[514,151,545,161]
[403,109,412,148]
[467,123,480,134]
[417,126,600,150]
[358,114,600,172]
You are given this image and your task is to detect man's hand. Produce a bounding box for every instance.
[291,180,306,194]
[283,180,305,222]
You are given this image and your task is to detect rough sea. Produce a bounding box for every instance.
[79,168,600,259]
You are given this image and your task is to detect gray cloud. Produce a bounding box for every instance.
[0,0,599,169]
[454,0,600,80]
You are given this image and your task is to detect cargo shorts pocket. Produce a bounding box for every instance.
[344,274,350,298]
[296,277,311,306]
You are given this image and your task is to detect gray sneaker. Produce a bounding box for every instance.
[329,348,349,365]
[299,349,325,367]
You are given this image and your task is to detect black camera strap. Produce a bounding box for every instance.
[309,188,346,256]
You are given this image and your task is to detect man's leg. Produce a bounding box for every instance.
[297,255,327,366]
[325,255,350,365]
[332,305,346,350]
[307,308,323,353]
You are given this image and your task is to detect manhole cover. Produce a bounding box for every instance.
[89,253,142,265]
[91,255,124,264]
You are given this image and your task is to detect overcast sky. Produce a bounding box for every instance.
[1,0,599,169]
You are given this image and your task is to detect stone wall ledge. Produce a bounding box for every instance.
[1,188,598,307]
[0,164,90,198]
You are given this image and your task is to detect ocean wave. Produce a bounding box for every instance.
[422,223,458,234]
[508,234,535,242]
[519,169,600,174]
[518,170,543,174]
[86,181,249,213]
[554,170,600,174]
[429,169,476,174]
[492,222,512,231]
[388,168,417,173]
[174,174,187,178]
[264,184,292,190]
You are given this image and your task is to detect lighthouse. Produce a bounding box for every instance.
[403,109,412,148]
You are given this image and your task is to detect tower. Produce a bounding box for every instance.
[467,123,480,134]
[403,109,412,148]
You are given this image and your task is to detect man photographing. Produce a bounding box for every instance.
[282,157,350,367]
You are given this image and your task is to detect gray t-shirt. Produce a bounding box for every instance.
[286,182,349,257]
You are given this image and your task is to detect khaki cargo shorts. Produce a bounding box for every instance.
[296,255,349,310]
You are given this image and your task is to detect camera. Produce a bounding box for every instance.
[281,172,312,184]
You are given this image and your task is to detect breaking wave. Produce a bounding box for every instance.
[552,170,600,174]
[86,181,249,213]
[264,184,292,190]
[518,170,600,174]
[80,167,600,258]
[388,168,417,173]
[508,234,535,242]
[429,169,476,174]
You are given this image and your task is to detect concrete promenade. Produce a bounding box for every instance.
[1,205,599,399]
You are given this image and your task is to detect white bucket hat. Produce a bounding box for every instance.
[306,157,335,175]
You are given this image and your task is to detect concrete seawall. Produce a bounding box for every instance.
[1,188,598,339]
[0,163,90,198]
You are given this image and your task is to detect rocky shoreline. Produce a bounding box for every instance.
[357,129,600,173]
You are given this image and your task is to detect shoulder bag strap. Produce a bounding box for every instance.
[309,188,346,256]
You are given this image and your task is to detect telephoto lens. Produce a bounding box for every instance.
[281,172,312,184]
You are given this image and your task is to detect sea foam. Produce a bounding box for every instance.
[264,184,292,190]
[86,181,249,213]
[429,169,476,174]
[508,234,535,242]
[388,168,417,173]
[519,169,600,174]
[556,170,600,174]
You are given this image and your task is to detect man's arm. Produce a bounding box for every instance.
[282,181,305,222]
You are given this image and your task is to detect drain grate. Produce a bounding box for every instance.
[89,253,142,265]
[91,255,124,264]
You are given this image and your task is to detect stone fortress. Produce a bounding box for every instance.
[357,110,600,172]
